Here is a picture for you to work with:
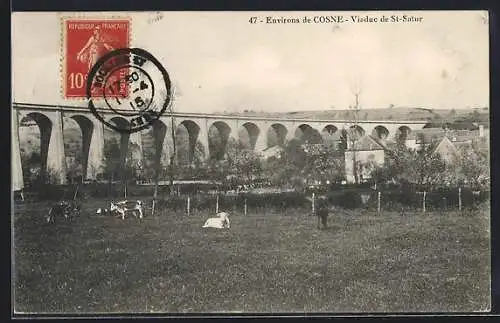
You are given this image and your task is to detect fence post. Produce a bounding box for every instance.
[377,191,381,214]
[73,185,79,200]
[216,194,219,214]
[312,192,316,216]
[187,196,191,216]
[458,187,462,211]
[423,191,426,214]
[244,197,247,216]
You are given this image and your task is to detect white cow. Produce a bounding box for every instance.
[203,212,230,229]
[110,200,144,220]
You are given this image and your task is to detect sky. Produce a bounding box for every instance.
[12,11,489,113]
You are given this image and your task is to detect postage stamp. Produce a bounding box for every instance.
[61,18,130,98]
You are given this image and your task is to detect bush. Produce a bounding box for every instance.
[325,190,364,209]
[27,183,490,214]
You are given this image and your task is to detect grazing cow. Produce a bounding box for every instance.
[110,200,144,220]
[46,200,81,223]
[202,212,231,229]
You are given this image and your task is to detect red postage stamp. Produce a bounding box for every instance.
[62,18,130,98]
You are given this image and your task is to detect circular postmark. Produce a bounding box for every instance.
[87,48,172,134]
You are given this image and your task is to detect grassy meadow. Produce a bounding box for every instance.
[13,198,490,314]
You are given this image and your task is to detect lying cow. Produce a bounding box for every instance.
[46,200,81,224]
[109,200,144,220]
[202,212,230,229]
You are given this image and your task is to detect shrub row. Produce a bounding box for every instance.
[151,192,311,213]
[27,184,489,212]
[321,188,489,210]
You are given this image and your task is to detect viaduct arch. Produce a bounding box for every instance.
[12,102,428,185]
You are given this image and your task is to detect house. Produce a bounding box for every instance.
[321,131,343,150]
[344,135,386,184]
[302,143,327,155]
[405,128,445,149]
[405,126,486,164]
[406,126,484,150]
[259,145,284,160]
[433,136,460,164]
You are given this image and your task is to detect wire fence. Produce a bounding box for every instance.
[19,183,490,216]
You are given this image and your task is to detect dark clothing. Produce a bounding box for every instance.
[316,198,329,229]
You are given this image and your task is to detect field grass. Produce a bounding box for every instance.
[13,198,490,314]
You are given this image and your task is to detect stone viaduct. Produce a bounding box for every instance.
[12,102,428,185]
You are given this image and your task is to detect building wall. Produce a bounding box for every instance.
[405,139,419,150]
[344,149,385,183]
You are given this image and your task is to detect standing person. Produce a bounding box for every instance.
[316,195,329,229]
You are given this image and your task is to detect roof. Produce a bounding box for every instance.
[260,145,284,159]
[383,140,399,150]
[447,130,478,143]
[302,143,325,155]
[408,128,446,142]
[422,120,480,131]
[433,136,458,155]
[322,131,342,141]
[348,135,386,151]
[451,120,480,130]
[409,128,478,144]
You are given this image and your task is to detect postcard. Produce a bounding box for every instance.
[11,11,490,315]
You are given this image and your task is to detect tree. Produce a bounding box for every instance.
[207,158,230,182]
[175,141,210,180]
[374,143,414,184]
[395,143,446,189]
[302,145,345,185]
[138,149,157,183]
[45,167,61,185]
[260,145,302,189]
[21,151,42,187]
[190,142,208,178]
[284,138,307,170]
[125,147,141,176]
[346,86,363,184]
[66,158,84,184]
[446,143,490,190]
[262,155,285,186]
[220,138,263,184]
[102,138,122,183]
[102,138,141,191]
[472,109,481,120]
[368,142,447,190]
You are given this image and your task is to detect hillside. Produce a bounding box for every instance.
[217,107,490,123]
